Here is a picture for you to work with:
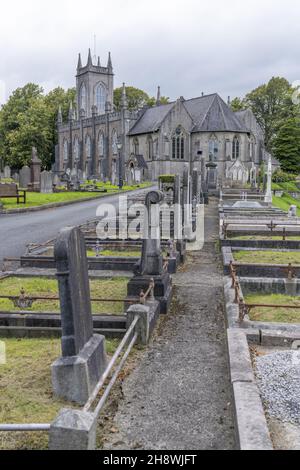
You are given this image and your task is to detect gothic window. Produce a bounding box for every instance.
[133,138,139,156]
[209,135,219,161]
[86,135,92,159]
[95,83,106,114]
[98,132,104,157]
[225,139,231,159]
[80,83,87,112]
[148,137,153,160]
[164,138,170,156]
[232,136,240,160]
[63,139,68,162]
[112,129,118,155]
[172,128,185,160]
[73,137,80,162]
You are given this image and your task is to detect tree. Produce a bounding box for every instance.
[0,83,44,168]
[114,86,169,111]
[114,86,149,111]
[0,84,76,169]
[272,117,300,173]
[244,77,296,151]
[230,97,245,112]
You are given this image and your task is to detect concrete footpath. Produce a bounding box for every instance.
[103,199,236,450]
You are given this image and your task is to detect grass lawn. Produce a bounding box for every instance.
[272,181,299,192]
[86,249,141,258]
[230,235,300,241]
[0,277,128,314]
[0,337,118,450]
[0,182,152,210]
[244,293,300,323]
[273,193,300,216]
[233,250,300,265]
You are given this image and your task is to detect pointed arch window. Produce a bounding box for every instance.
[96,83,106,114]
[98,132,104,157]
[73,137,80,162]
[172,127,185,160]
[63,139,69,162]
[209,135,219,161]
[232,136,240,160]
[148,137,153,160]
[86,135,92,159]
[133,138,139,156]
[80,83,87,112]
[112,129,118,155]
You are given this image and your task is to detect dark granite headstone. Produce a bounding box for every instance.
[52,226,107,404]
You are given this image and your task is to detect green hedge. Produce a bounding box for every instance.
[158,174,176,184]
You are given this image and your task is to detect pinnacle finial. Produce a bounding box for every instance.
[156,86,161,106]
[57,106,63,125]
[97,56,101,67]
[68,101,74,121]
[107,51,113,70]
[87,48,93,67]
[77,53,82,70]
[121,82,127,109]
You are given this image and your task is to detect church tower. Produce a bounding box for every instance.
[76,49,114,118]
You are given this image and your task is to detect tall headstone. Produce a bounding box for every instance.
[30,147,42,192]
[40,170,53,193]
[127,190,173,314]
[264,156,273,206]
[4,166,11,179]
[19,166,31,189]
[51,226,107,405]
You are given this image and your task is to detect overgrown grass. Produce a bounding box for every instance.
[0,337,118,450]
[233,250,300,265]
[244,293,300,323]
[0,277,128,314]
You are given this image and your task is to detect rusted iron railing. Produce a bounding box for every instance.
[229,261,300,322]
[139,278,155,305]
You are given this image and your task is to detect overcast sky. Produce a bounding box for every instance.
[0,0,299,104]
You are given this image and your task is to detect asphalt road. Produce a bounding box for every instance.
[0,189,148,268]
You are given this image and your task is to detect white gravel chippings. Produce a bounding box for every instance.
[256,351,300,425]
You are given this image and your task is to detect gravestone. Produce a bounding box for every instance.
[127,190,173,314]
[12,173,19,184]
[51,226,107,405]
[288,205,297,218]
[4,166,11,179]
[40,170,53,193]
[182,165,193,241]
[264,156,273,206]
[30,147,42,191]
[19,166,31,189]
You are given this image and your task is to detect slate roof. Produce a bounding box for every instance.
[135,155,148,169]
[186,94,248,133]
[129,103,174,135]
[128,93,248,136]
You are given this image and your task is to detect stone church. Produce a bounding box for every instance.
[56,50,268,188]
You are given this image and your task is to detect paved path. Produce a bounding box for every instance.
[0,189,148,268]
[103,199,236,450]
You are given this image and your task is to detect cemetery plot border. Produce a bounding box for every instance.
[223,271,300,334]
[222,246,300,278]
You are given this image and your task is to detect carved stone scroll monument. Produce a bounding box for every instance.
[127,190,173,314]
